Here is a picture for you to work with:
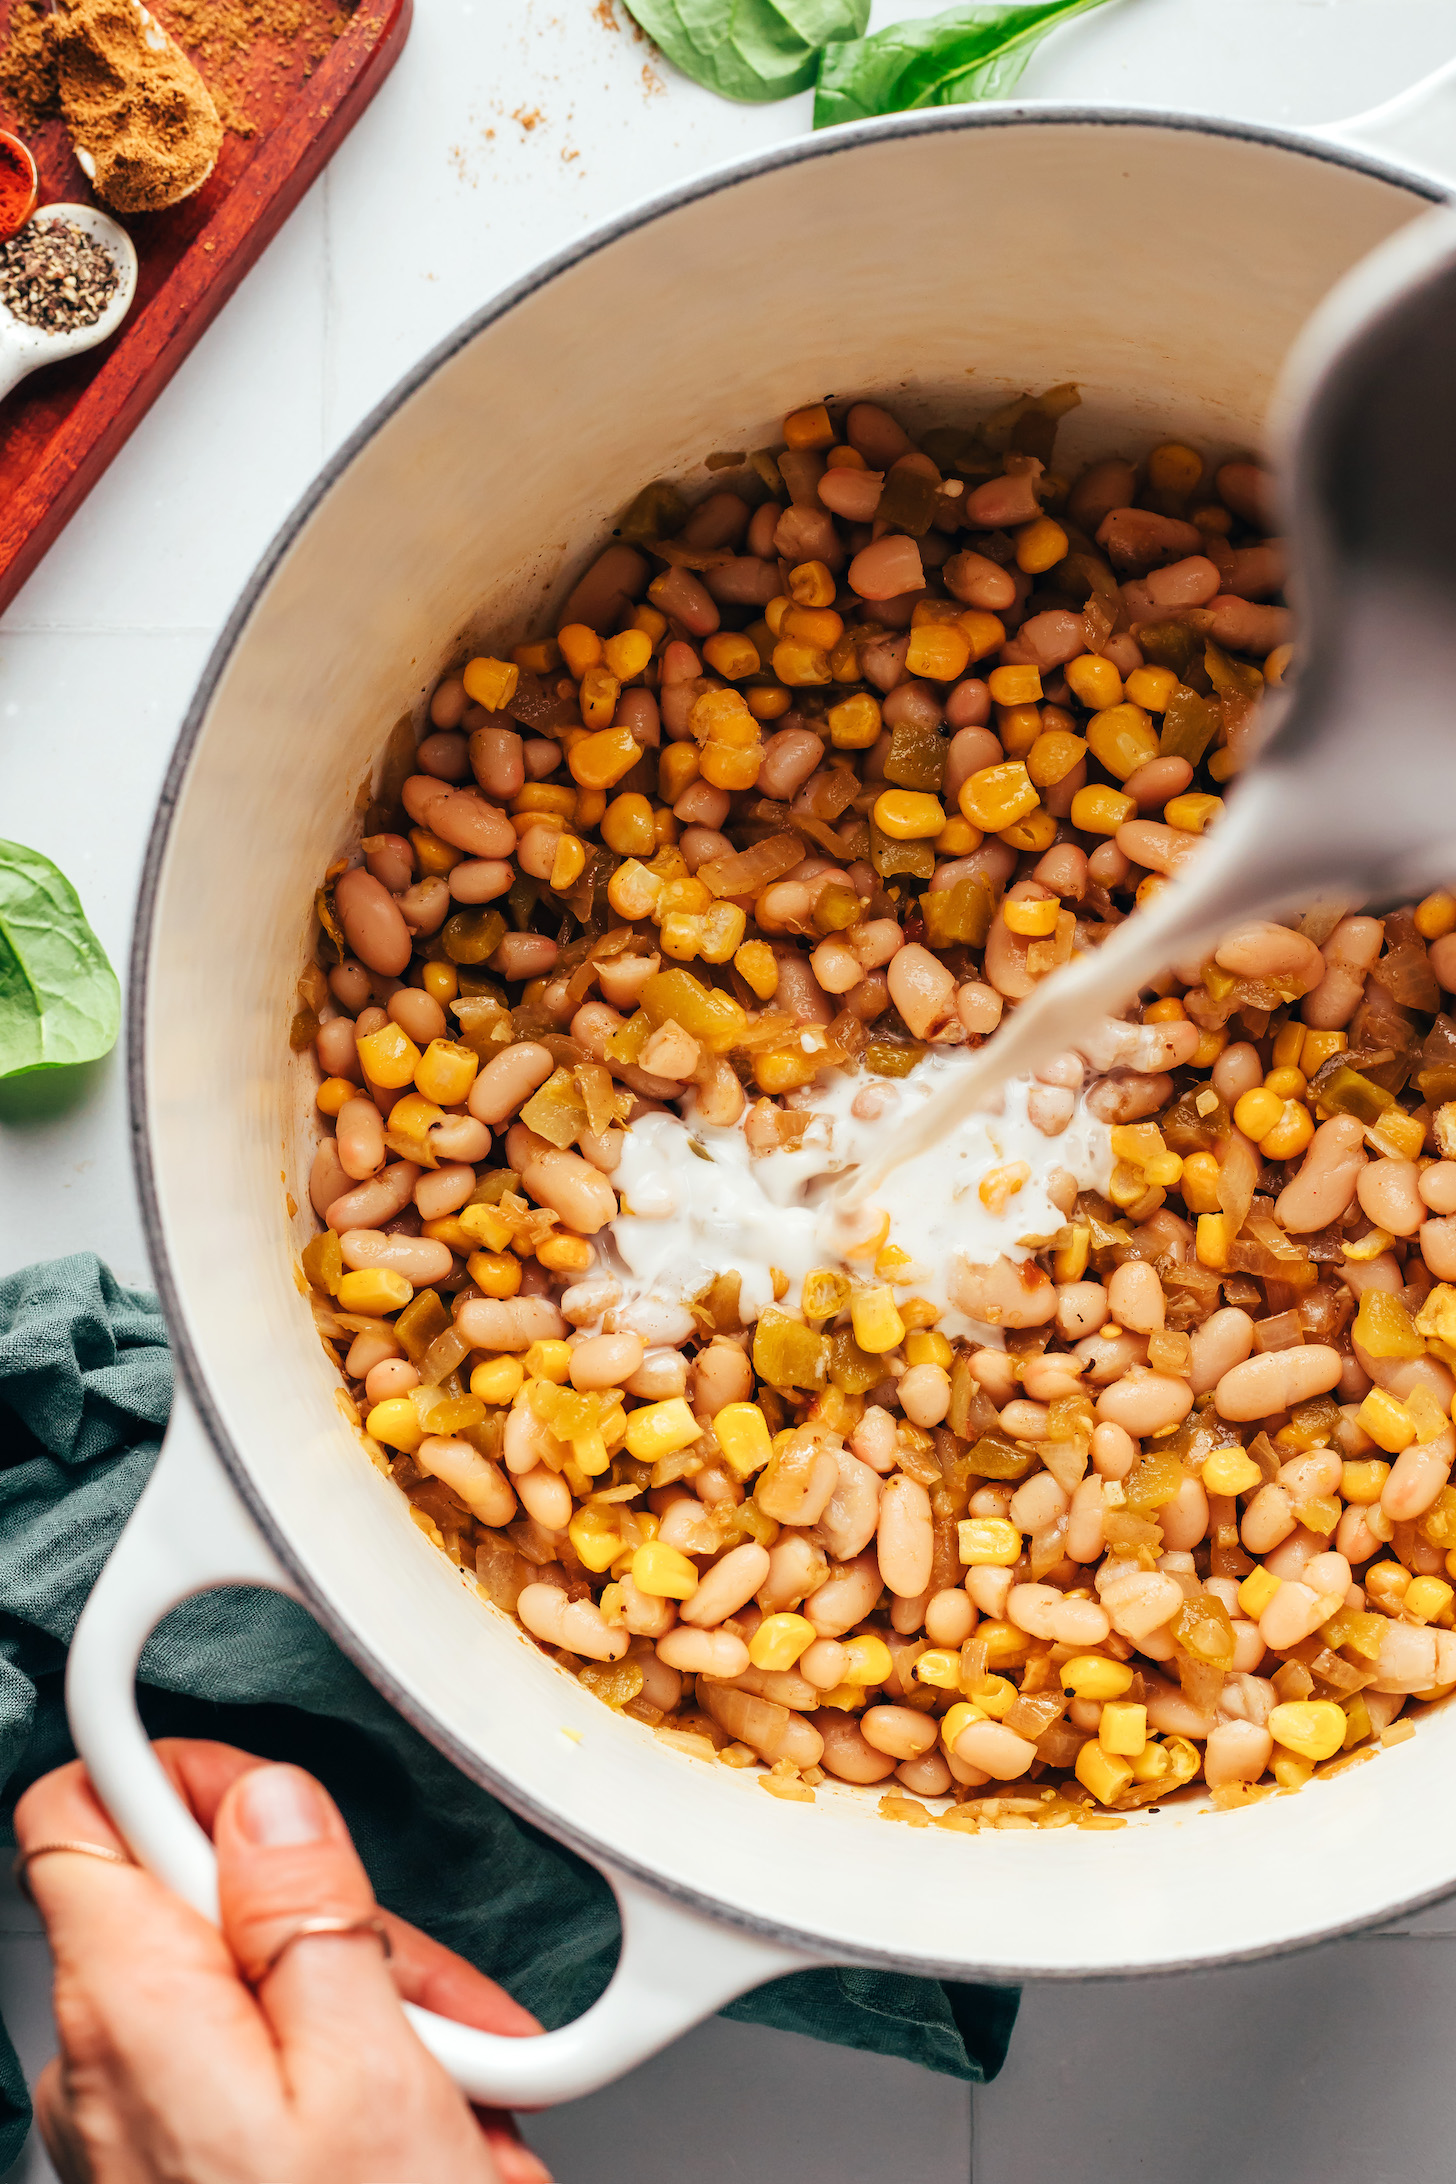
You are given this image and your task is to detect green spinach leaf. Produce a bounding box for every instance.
[814,0,1112,128]
[0,840,120,1078]
[627,0,869,102]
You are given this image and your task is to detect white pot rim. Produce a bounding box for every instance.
[128,102,1448,1986]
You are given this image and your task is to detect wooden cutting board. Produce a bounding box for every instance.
[0,0,412,614]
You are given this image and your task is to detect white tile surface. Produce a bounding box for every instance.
[4,1,1456,2178]
[521,2015,971,2184]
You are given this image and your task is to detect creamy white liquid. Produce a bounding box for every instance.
[604,1054,1112,1345]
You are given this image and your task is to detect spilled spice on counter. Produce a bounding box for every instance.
[55,0,223,213]
[0,216,118,329]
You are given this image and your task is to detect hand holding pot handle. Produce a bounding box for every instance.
[65,1391,818,2107]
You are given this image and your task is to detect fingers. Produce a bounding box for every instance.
[213,1763,413,2053]
[34,2059,90,2184]
[481,2123,554,2184]
[377,1910,540,2037]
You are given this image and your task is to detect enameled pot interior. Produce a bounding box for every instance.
[138,114,1454,1979]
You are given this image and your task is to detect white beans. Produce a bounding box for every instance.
[679,1543,771,1629]
[877,1476,933,1598]
[416,1436,516,1526]
[1214,1345,1343,1420]
[517,1583,627,1663]
[953,1720,1036,1780]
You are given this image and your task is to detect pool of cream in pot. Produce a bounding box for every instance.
[600,1057,1113,1345]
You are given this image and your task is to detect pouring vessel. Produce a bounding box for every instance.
[62,86,1456,2106]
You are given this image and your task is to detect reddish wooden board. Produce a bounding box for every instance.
[0,0,411,613]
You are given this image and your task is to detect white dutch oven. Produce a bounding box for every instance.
[64,66,1456,2108]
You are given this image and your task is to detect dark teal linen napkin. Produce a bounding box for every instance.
[0,1252,1018,2170]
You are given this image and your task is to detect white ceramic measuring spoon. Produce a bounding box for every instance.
[0,203,137,404]
[837,202,1456,1212]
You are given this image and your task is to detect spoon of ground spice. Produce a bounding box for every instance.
[0,202,136,398]
[54,0,222,213]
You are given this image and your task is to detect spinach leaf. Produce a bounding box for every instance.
[814,0,1113,128]
[0,840,120,1078]
[627,0,869,102]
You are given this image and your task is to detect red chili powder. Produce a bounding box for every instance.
[0,134,37,241]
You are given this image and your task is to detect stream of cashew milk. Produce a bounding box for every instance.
[599,1053,1113,1346]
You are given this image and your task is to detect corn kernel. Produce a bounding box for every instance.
[1366,1563,1411,1612]
[782,605,843,651]
[1196,1213,1229,1269]
[1160,792,1222,837]
[467,1250,522,1298]
[1300,1029,1349,1073]
[414,1037,479,1106]
[1207,747,1238,783]
[458,1202,513,1252]
[784,402,835,449]
[1014,516,1067,574]
[913,1648,961,1690]
[1099,1701,1147,1756]
[700,738,763,792]
[1060,1654,1134,1701]
[356,1022,421,1090]
[624,1397,701,1463]
[1416,891,1456,941]
[750,1613,817,1671]
[850,1286,905,1354]
[1357,1386,1417,1454]
[959,761,1039,833]
[1259,1100,1315,1161]
[988,663,1043,707]
[999,808,1058,853]
[557,624,603,679]
[1124,664,1177,711]
[1340,1458,1390,1504]
[978,1620,1031,1666]
[1231,1087,1282,1141]
[1271,1021,1305,1070]
[1064,653,1123,710]
[608,859,665,921]
[514,638,561,675]
[1026,728,1087,788]
[1405,1575,1455,1624]
[632,1541,700,1599]
[940,1701,986,1753]
[842,1633,894,1687]
[564,1506,622,1575]
[935,817,981,857]
[470,1356,525,1404]
[518,1341,569,1387]
[366,1395,424,1451]
[315,1075,355,1117]
[1002,895,1060,938]
[604,628,653,682]
[1076,1743,1135,1805]
[1069,784,1135,835]
[1272,1752,1315,1790]
[409,826,461,878]
[828,692,881,749]
[907,622,972,681]
[1147,441,1203,496]
[1085,703,1158,781]
[904,1329,952,1370]
[462,656,519,711]
[423,963,460,1009]
[713,1401,773,1479]
[1193,1027,1229,1068]
[1262,1067,1308,1100]
[1268,1699,1346,1762]
[571,724,641,790]
[1238,1566,1282,1618]
[338,1269,413,1319]
[873,789,946,841]
[773,639,833,687]
[600,792,656,859]
[514,783,576,819]
[967,1673,1017,1716]
[958,1516,1021,1567]
[1201,1446,1263,1496]
[697,634,756,685]
[577,665,621,730]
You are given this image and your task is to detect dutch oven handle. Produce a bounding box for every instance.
[1318,52,1456,187]
[66,1390,818,2106]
